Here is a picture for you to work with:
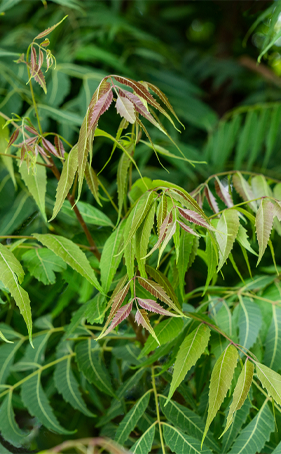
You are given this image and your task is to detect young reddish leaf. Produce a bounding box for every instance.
[119,89,156,125]
[30,46,37,73]
[97,301,133,339]
[32,66,47,94]
[138,277,182,314]
[8,129,19,147]
[115,95,136,124]
[232,172,257,212]
[41,138,59,157]
[204,185,219,214]
[34,16,68,40]
[157,194,168,235]
[54,136,65,157]
[256,198,275,265]
[177,220,200,237]
[101,282,130,337]
[144,211,172,258]
[215,178,233,208]
[178,207,214,230]
[40,38,50,47]
[24,125,38,136]
[135,308,160,345]
[112,75,161,110]
[38,49,44,71]
[89,89,113,131]
[136,298,179,317]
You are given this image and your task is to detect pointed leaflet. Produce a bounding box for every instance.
[158,221,176,266]
[124,228,136,282]
[221,359,254,437]
[222,400,251,453]
[0,244,32,344]
[138,277,182,314]
[204,185,219,214]
[115,392,150,445]
[135,203,156,277]
[100,222,124,293]
[131,424,155,454]
[160,397,219,452]
[238,297,262,351]
[21,374,73,434]
[84,163,101,206]
[166,324,210,404]
[256,198,275,265]
[17,154,47,221]
[145,211,172,258]
[98,301,133,339]
[54,356,94,417]
[0,341,23,384]
[0,392,27,447]
[75,338,115,396]
[215,178,233,208]
[115,95,136,124]
[50,144,78,221]
[145,265,181,310]
[117,151,132,221]
[157,194,168,234]
[236,225,258,256]
[163,425,213,454]
[228,401,274,454]
[264,305,281,371]
[101,278,130,335]
[178,208,214,230]
[203,233,218,294]
[135,309,160,344]
[177,221,200,237]
[139,318,183,358]
[215,209,240,271]
[256,363,281,406]
[34,16,67,40]
[33,234,103,293]
[137,298,179,317]
[178,231,195,298]
[22,248,66,285]
[202,344,238,445]
[232,172,257,212]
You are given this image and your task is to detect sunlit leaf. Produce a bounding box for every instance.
[256,198,275,265]
[22,248,66,285]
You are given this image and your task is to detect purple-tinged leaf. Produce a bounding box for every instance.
[144,211,171,258]
[232,172,257,212]
[119,89,155,125]
[41,138,59,157]
[40,38,50,47]
[30,46,37,73]
[101,282,130,337]
[32,65,47,94]
[34,16,67,40]
[135,308,160,345]
[98,301,133,339]
[38,49,44,71]
[112,75,160,108]
[178,207,214,230]
[54,136,65,157]
[177,220,200,237]
[138,277,182,314]
[37,144,48,158]
[136,298,179,317]
[256,198,275,265]
[215,178,233,208]
[89,89,113,131]
[8,129,19,147]
[24,125,38,136]
[216,209,240,271]
[115,95,136,124]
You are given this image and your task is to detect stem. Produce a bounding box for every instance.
[152,366,166,454]
[0,152,51,168]
[98,179,119,213]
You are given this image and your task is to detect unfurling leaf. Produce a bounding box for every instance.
[256,198,275,265]
[34,16,68,40]
[99,281,130,336]
[97,301,133,339]
[221,359,254,437]
[166,324,210,404]
[202,344,238,445]
[116,95,136,124]
[135,308,160,344]
[136,298,179,317]
[216,209,240,271]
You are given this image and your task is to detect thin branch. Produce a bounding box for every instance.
[152,366,166,454]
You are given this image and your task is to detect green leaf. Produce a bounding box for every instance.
[163,424,213,454]
[139,318,184,358]
[160,397,219,452]
[84,163,101,206]
[222,399,251,453]
[13,332,51,371]
[115,392,150,445]
[33,234,103,293]
[256,198,275,265]
[22,248,66,285]
[145,265,181,309]
[234,111,257,169]
[136,203,156,277]
[202,344,238,445]
[251,175,272,199]
[203,233,218,294]
[60,200,113,227]
[0,118,16,187]
[17,154,47,221]
[236,225,258,256]
[0,391,27,447]
[216,209,240,271]
[50,144,78,221]
[256,362,281,405]
[247,108,270,170]
[21,374,73,434]
[0,341,22,384]
[75,338,114,396]
[178,231,194,298]
[54,356,94,417]
[84,293,107,324]
[0,192,36,236]
[232,172,257,212]
[100,223,124,293]
[131,424,155,454]
[167,324,210,404]
[0,244,32,344]
[221,360,254,437]
[117,151,132,220]
[264,305,281,371]
[228,401,274,454]
[238,297,262,351]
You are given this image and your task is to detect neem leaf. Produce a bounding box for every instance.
[163,424,213,454]
[256,362,281,406]
[166,324,211,404]
[100,222,124,293]
[215,178,233,208]
[84,163,101,206]
[116,95,136,124]
[0,392,27,447]
[232,172,257,212]
[98,301,133,339]
[221,359,254,437]
[216,209,240,271]
[138,277,181,314]
[202,344,238,445]
[22,248,66,285]
[139,317,184,358]
[115,392,150,445]
[131,424,155,454]
[135,308,160,344]
[256,198,275,265]
[136,298,179,317]
[34,16,68,40]
[204,185,219,214]
[178,208,214,230]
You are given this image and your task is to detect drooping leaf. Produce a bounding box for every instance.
[163,424,213,454]
[115,392,150,445]
[21,374,73,434]
[264,305,281,371]
[256,362,281,406]
[236,225,258,256]
[178,208,214,230]
[54,356,94,417]
[33,234,103,293]
[100,222,124,293]
[131,424,155,454]
[221,359,254,437]
[60,200,113,227]
[256,198,275,265]
[50,144,78,221]
[238,297,262,351]
[116,95,136,124]
[22,248,66,285]
[264,104,281,168]
[203,233,218,294]
[139,318,184,358]
[145,266,181,309]
[0,391,27,447]
[202,344,238,445]
[135,308,159,344]
[215,209,240,271]
[166,324,211,404]
[0,244,32,344]
[232,172,257,212]
[228,401,274,454]
[75,338,115,396]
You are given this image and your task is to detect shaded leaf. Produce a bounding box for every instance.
[100,222,124,293]
[22,248,66,285]
[136,203,156,277]
[264,305,281,371]
[0,392,27,447]
[115,392,150,445]
[34,16,68,40]
[163,424,213,454]
[222,399,251,453]
[131,424,155,454]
